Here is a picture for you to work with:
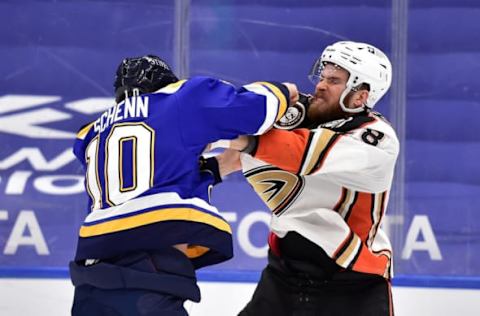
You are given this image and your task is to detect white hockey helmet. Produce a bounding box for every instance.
[308,41,392,113]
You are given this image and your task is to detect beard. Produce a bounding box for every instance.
[307,96,347,126]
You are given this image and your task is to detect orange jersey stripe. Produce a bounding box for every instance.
[345,192,374,241]
[351,245,390,275]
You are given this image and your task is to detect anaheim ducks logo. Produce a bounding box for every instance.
[244,166,304,216]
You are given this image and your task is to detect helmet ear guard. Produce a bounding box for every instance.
[309,41,392,113]
[113,55,178,103]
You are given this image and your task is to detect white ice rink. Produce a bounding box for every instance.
[0,278,479,316]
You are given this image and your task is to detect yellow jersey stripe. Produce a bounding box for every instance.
[80,207,232,237]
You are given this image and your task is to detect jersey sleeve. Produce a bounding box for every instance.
[73,122,95,165]
[175,77,289,148]
[253,128,311,173]
[254,126,399,192]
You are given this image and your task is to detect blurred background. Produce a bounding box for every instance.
[1,0,479,315]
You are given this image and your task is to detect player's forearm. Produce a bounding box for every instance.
[229,135,250,151]
[208,135,250,152]
[215,149,242,178]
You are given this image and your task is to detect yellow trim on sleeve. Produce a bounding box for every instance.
[167,79,186,89]
[79,207,232,237]
[255,82,288,120]
[157,80,187,94]
[76,122,95,140]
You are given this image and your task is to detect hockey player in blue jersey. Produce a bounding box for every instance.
[69,55,298,315]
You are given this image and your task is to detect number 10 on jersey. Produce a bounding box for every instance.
[85,123,155,210]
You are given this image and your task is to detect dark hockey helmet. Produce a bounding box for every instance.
[114,55,178,103]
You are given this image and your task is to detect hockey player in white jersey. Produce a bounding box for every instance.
[222,41,398,315]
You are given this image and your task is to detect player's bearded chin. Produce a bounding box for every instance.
[307,97,341,125]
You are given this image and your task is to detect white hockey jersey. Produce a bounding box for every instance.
[241,111,399,278]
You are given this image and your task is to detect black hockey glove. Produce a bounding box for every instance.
[199,156,222,185]
[274,92,313,130]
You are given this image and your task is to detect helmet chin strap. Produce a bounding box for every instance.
[339,87,366,114]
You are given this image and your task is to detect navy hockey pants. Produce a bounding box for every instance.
[69,248,200,316]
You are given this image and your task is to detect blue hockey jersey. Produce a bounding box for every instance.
[73,76,289,268]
